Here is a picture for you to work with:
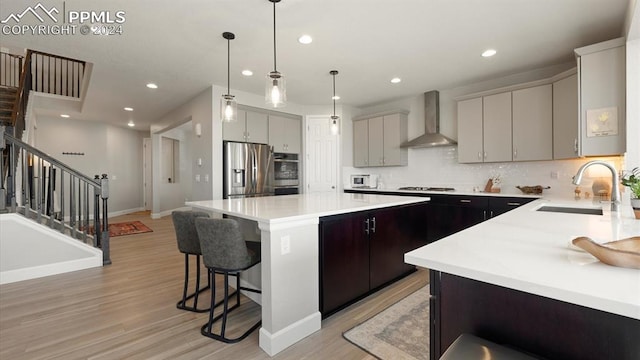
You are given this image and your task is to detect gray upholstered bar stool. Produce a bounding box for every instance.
[171,210,211,313]
[195,217,262,343]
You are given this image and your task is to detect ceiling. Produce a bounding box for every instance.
[0,0,631,130]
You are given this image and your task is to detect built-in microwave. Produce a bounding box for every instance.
[350,174,378,189]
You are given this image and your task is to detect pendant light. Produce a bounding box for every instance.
[266,0,286,107]
[221,32,237,122]
[330,70,339,135]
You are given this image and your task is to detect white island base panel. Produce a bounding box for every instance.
[187,193,428,356]
[257,218,322,356]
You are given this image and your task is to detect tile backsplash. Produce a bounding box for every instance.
[343,146,627,200]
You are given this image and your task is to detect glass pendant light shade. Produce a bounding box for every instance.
[266,0,286,107]
[330,70,339,135]
[330,115,339,135]
[221,94,237,122]
[221,31,238,122]
[266,71,286,107]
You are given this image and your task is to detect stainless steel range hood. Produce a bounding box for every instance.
[400,91,457,148]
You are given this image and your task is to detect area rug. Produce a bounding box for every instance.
[86,221,153,237]
[343,286,430,360]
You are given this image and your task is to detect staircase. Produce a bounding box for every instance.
[0,86,17,127]
[0,49,110,264]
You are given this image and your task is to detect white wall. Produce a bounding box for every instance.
[35,116,146,215]
[625,0,640,172]
[151,87,213,218]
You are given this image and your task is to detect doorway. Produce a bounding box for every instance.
[143,138,152,211]
[305,115,339,193]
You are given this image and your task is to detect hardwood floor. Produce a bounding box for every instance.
[0,211,429,359]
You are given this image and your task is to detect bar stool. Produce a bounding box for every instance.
[195,217,262,343]
[172,210,211,313]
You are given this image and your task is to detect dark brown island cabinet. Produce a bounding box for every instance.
[343,189,536,242]
[319,202,428,317]
[429,271,640,360]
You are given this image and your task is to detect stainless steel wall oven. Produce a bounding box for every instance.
[273,152,299,195]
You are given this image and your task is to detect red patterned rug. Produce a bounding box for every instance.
[87,221,153,237]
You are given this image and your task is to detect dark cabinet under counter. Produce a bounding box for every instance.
[344,189,536,243]
[319,202,428,317]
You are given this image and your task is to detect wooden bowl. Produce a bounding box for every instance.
[571,236,640,269]
[516,185,550,194]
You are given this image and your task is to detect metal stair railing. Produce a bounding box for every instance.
[0,130,111,265]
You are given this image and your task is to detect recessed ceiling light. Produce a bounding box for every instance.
[60,114,70,118]
[127,120,135,127]
[146,83,158,89]
[482,49,497,57]
[390,77,402,84]
[298,35,313,44]
[242,69,253,76]
[124,107,134,111]
[332,95,340,100]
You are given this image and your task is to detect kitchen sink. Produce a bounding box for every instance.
[536,205,603,215]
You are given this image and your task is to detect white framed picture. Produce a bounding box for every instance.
[586,107,618,137]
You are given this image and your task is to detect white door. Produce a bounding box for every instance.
[143,138,152,211]
[306,116,338,193]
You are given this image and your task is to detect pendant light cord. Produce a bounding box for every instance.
[227,37,231,95]
[273,0,277,72]
[332,74,336,116]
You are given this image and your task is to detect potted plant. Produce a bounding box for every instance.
[621,167,640,218]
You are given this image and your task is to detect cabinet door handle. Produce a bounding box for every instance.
[574,138,579,153]
[477,152,482,160]
[371,217,376,233]
[484,152,487,159]
[364,218,370,235]
[483,210,487,220]
[507,202,521,206]
[459,199,472,203]
[513,148,518,159]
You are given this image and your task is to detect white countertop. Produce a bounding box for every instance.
[345,187,542,199]
[186,193,429,224]
[405,198,640,320]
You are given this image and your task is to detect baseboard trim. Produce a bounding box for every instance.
[150,206,191,219]
[259,312,322,356]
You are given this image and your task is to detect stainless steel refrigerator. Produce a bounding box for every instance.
[223,141,274,199]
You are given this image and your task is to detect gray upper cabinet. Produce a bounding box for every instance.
[222,109,248,142]
[483,92,513,163]
[353,111,408,167]
[269,115,301,153]
[512,84,552,161]
[553,71,579,159]
[458,92,513,163]
[575,38,626,156]
[457,98,484,163]
[223,109,269,144]
[353,118,370,167]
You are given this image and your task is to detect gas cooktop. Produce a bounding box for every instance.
[398,186,455,192]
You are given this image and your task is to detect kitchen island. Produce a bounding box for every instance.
[187,193,428,356]
[405,199,640,360]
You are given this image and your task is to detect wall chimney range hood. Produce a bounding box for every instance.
[400,90,457,148]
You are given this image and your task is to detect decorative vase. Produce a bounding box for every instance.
[631,198,640,219]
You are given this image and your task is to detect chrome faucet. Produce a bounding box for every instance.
[572,160,620,212]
